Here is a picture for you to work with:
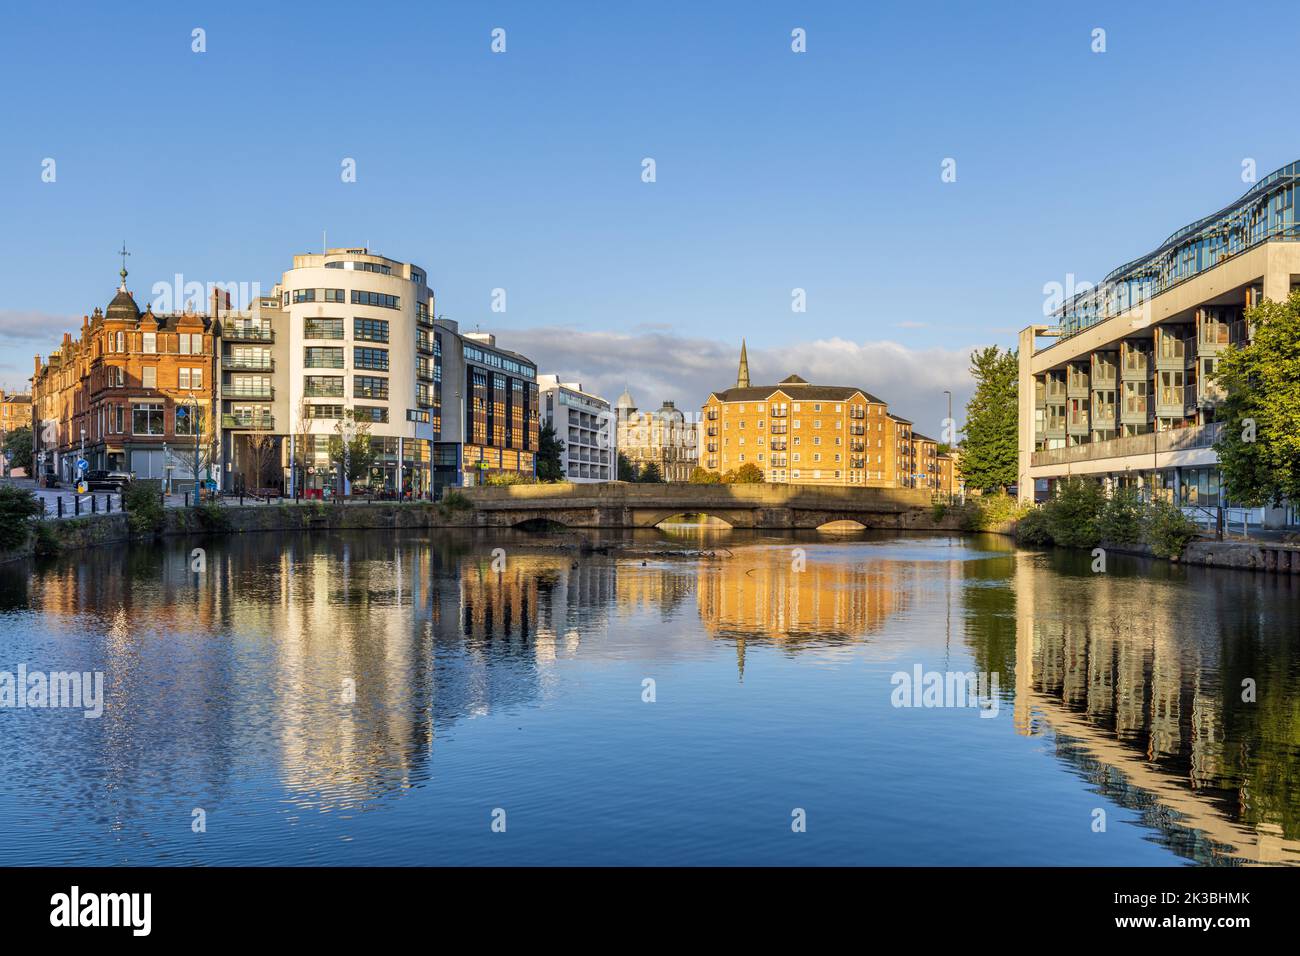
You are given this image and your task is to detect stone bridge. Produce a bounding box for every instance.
[459,482,940,530]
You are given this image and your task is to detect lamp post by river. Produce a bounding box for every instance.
[341,416,356,499]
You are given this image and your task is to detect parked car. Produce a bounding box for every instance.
[42,470,60,489]
[86,469,133,491]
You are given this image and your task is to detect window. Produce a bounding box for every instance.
[142,366,157,389]
[355,405,389,423]
[304,404,343,419]
[304,376,344,397]
[230,375,272,398]
[304,318,344,339]
[305,347,344,368]
[175,405,204,436]
[355,375,389,400]
[354,318,389,343]
[407,409,430,423]
[324,289,346,303]
[178,333,203,354]
[132,403,164,435]
[350,290,399,309]
[354,347,389,371]
[178,367,202,390]
[142,332,157,354]
[292,289,317,303]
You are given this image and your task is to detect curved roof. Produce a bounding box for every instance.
[1052,159,1300,339]
[105,288,141,323]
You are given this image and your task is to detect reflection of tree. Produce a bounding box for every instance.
[959,555,1017,678]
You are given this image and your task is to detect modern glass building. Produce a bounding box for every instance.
[1018,161,1300,527]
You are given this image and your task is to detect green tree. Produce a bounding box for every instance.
[537,421,566,482]
[617,452,638,482]
[0,484,43,550]
[1043,476,1105,548]
[1212,291,1300,507]
[328,411,377,490]
[638,461,664,483]
[959,346,1019,493]
[688,466,721,484]
[3,426,33,474]
[728,463,764,483]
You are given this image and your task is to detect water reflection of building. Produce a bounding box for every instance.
[697,548,911,674]
[1010,551,1300,865]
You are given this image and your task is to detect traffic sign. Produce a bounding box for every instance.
[77,458,88,471]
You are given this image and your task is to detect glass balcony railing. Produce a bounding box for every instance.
[1031,422,1221,468]
[224,326,274,342]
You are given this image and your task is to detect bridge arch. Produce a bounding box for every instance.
[646,511,737,530]
[816,518,868,532]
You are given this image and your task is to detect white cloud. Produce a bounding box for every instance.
[509,327,986,438]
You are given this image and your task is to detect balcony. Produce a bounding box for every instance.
[224,325,274,343]
[1031,421,1221,468]
[224,384,274,399]
[222,413,275,430]
[223,357,274,372]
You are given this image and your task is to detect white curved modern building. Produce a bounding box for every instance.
[279,248,438,496]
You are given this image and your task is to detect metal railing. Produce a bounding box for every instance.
[1031,421,1222,468]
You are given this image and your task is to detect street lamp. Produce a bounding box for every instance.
[341,416,356,499]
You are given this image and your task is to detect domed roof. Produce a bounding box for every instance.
[615,387,636,408]
[106,287,140,323]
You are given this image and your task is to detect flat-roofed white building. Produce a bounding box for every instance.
[537,375,614,482]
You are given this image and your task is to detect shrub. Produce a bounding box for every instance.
[1145,499,1200,559]
[194,500,232,532]
[485,471,535,486]
[1098,485,1144,545]
[124,481,165,536]
[438,490,474,519]
[0,485,44,550]
[1043,477,1105,548]
[957,493,1027,531]
[931,501,948,521]
[32,520,62,555]
[688,466,721,485]
[1014,507,1053,546]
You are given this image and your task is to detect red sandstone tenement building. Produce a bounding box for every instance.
[30,265,216,486]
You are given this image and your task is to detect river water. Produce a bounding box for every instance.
[0,527,1296,866]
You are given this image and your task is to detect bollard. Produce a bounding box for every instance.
[57,497,64,518]
[92,495,98,514]
[240,493,244,507]
[74,494,80,517]
[184,491,189,508]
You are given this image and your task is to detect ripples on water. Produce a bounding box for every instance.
[0,527,1297,866]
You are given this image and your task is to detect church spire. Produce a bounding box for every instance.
[736,338,750,388]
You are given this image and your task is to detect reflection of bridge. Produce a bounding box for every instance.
[460,482,940,529]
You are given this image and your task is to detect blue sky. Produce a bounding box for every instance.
[1,0,1295,434]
